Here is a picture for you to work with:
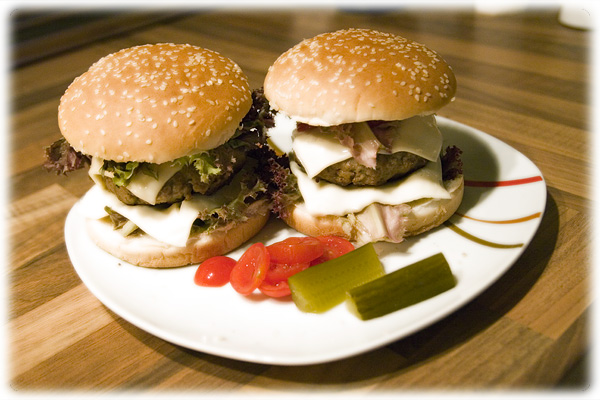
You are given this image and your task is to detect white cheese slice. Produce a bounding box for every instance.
[290,158,450,217]
[125,162,181,205]
[286,114,443,178]
[79,164,253,247]
[88,157,181,205]
[88,156,105,187]
[388,115,442,162]
[292,126,353,178]
[266,112,296,155]
[78,185,199,247]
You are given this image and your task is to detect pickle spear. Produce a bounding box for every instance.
[288,242,385,313]
[346,252,456,320]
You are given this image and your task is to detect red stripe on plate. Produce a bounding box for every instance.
[464,176,543,187]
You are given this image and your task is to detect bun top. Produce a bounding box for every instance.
[58,43,251,163]
[264,29,456,126]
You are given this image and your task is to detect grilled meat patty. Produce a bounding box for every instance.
[104,145,247,205]
[314,151,428,187]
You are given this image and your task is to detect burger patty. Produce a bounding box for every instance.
[104,146,247,205]
[314,151,428,186]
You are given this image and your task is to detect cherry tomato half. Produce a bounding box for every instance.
[230,243,270,295]
[310,236,355,265]
[265,262,311,284]
[194,256,236,287]
[259,279,292,298]
[266,236,325,264]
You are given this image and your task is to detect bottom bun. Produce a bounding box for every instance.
[281,175,464,243]
[86,199,271,268]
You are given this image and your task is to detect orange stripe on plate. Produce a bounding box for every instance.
[443,221,524,249]
[454,212,542,224]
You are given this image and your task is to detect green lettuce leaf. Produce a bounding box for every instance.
[101,161,159,187]
[173,152,221,184]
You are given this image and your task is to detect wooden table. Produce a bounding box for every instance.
[8,8,591,392]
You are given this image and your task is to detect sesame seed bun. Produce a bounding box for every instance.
[58,43,252,164]
[264,28,456,126]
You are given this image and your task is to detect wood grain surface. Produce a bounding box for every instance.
[7,7,592,393]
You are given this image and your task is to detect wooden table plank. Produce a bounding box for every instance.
[12,11,187,68]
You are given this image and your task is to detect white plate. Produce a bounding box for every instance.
[65,117,547,365]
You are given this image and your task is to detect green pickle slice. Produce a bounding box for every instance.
[346,252,456,320]
[288,242,385,313]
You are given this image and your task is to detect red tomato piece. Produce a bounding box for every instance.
[265,262,310,283]
[259,279,292,298]
[194,256,236,287]
[266,236,325,264]
[311,236,355,265]
[230,243,270,295]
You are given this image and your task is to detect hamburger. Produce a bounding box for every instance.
[45,43,274,268]
[263,29,464,244]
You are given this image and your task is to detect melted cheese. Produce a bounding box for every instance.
[388,115,442,161]
[88,157,181,205]
[290,158,450,217]
[126,163,181,204]
[79,185,199,247]
[79,167,249,247]
[268,113,443,178]
[88,156,105,187]
[266,112,296,155]
[292,127,353,178]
